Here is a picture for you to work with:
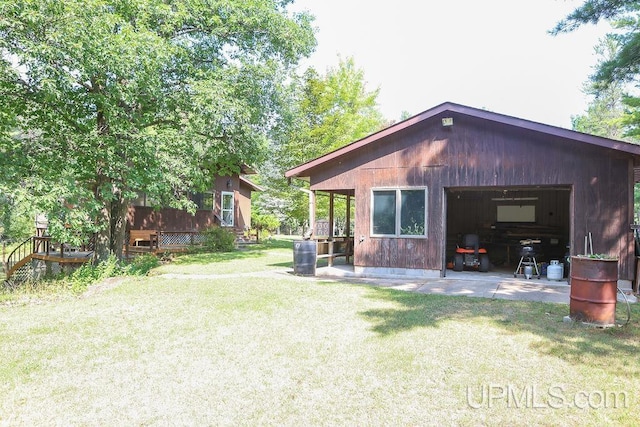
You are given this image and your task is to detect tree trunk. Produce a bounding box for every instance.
[94,109,112,263]
[93,181,130,263]
[110,195,127,259]
[93,196,129,263]
[94,201,111,264]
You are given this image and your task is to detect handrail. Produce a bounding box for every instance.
[4,235,95,283]
[6,236,35,274]
[5,235,85,276]
[33,236,52,255]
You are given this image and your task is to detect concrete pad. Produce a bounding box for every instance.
[315,264,574,304]
[416,279,497,299]
[493,281,570,303]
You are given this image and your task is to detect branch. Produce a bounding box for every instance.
[551,0,639,34]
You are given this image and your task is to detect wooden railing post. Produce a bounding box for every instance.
[328,239,335,267]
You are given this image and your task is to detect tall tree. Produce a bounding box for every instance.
[254,57,386,231]
[284,57,386,165]
[572,36,631,140]
[0,0,315,261]
[553,1,640,84]
[555,1,640,213]
[554,1,640,137]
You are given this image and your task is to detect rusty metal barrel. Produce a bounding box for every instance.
[293,240,317,276]
[569,256,618,326]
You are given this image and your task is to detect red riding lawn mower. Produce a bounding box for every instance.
[453,234,490,272]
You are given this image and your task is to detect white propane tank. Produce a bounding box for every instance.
[547,260,564,281]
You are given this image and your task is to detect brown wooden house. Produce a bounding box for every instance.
[5,169,263,284]
[285,102,640,286]
[127,165,262,239]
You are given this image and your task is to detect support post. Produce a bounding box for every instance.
[345,194,352,264]
[329,192,334,239]
[294,186,316,238]
[309,190,316,236]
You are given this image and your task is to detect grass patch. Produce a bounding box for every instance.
[151,235,295,276]
[1,240,639,425]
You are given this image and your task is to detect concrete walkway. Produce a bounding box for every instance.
[315,265,638,304]
[315,265,573,304]
[158,264,636,305]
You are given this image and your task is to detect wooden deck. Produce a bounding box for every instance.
[32,251,94,263]
[4,230,251,284]
[4,236,94,283]
[125,245,191,256]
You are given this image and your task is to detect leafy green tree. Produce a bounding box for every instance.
[0,185,36,241]
[284,57,386,164]
[251,211,280,241]
[0,0,315,261]
[255,57,386,232]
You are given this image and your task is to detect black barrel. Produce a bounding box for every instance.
[293,240,317,276]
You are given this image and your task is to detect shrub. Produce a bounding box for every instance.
[67,255,122,293]
[202,226,236,252]
[124,254,160,276]
[252,213,280,234]
[65,254,159,293]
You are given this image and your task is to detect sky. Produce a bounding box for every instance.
[289,0,612,128]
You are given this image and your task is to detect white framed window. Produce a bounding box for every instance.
[371,187,427,237]
[221,191,234,227]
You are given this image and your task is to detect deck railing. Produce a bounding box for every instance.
[4,235,95,284]
[5,236,35,275]
[125,230,207,254]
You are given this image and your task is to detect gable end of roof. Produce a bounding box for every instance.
[285,102,640,179]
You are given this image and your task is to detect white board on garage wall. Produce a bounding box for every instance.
[497,205,536,222]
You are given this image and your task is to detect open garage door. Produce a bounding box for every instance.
[445,187,570,274]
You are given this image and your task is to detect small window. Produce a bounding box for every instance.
[400,189,426,235]
[132,193,146,207]
[372,190,396,235]
[221,191,234,227]
[371,188,427,237]
[192,192,215,210]
[132,193,157,207]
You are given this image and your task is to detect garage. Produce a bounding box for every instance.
[286,102,640,284]
[446,187,570,275]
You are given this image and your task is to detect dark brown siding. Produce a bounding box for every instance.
[237,183,252,230]
[310,113,636,280]
[128,174,254,232]
[127,206,218,231]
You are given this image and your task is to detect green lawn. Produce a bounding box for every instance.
[1,237,638,425]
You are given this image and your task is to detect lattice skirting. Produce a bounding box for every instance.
[4,260,69,289]
[159,232,205,246]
